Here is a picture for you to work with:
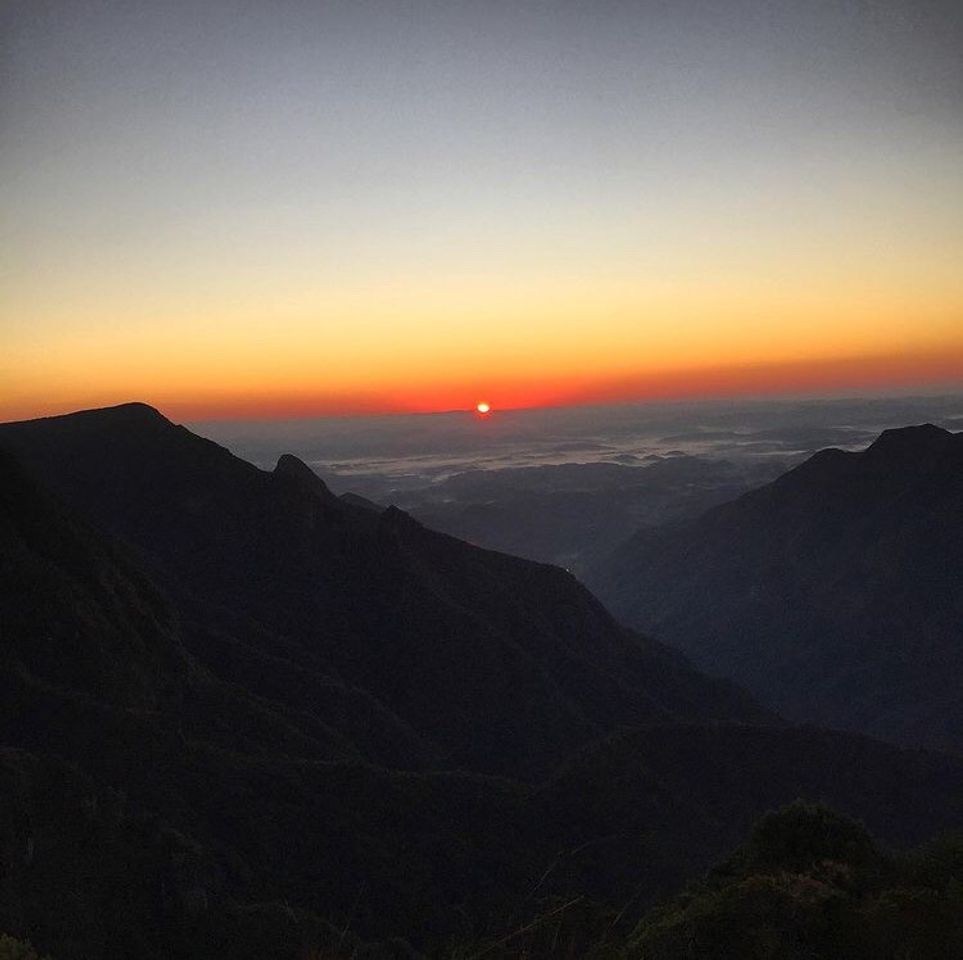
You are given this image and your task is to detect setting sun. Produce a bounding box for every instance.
[476,402,491,415]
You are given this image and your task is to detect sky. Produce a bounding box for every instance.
[2,0,962,421]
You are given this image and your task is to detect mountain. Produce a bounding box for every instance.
[0,403,768,780]
[589,424,963,753]
[0,442,533,956]
[4,406,963,959]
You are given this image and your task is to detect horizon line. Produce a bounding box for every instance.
[5,381,963,429]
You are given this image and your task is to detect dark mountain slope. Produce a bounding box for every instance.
[4,434,963,959]
[0,445,542,955]
[513,724,963,937]
[0,444,432,772]
[589,424,963,752]
[0,404,768,778]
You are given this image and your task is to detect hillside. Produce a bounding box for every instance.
[4,408,963,958]
[0,403,767,779]
[589,424,963,752]
[627,800,963,960]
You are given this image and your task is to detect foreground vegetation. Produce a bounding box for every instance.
[7,800,962,958]
[448,802,963,960]
[628,801,963,960]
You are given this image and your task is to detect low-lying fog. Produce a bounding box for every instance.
[192,393,963,574]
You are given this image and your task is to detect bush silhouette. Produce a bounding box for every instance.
[0,935,51,960]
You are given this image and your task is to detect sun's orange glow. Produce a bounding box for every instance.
[476,402,491,415]
[2,258,962,423]
[2,0,962,426]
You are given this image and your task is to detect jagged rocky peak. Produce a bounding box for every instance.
[274,452,319,480]
[273,452,339,502]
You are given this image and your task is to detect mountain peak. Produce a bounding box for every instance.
[591,418,963,755]
[69,401,170,425]
[4,401,170,429]
[381,504,421,528]
[105,401,167,419]
[865,423,958,461]
[273,453,338,502]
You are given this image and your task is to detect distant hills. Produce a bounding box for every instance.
[3,405,963,959]
[351,455,786,575]
[590,423,963,753]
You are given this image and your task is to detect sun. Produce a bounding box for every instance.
[475,401,491,415]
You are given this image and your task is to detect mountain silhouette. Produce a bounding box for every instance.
[589,423,963,752]
[0,403,767,779]
[4,408,963,959]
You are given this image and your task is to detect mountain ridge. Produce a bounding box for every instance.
[589,422,963,752]
[0,402,771,781]
[4,406,963,958]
